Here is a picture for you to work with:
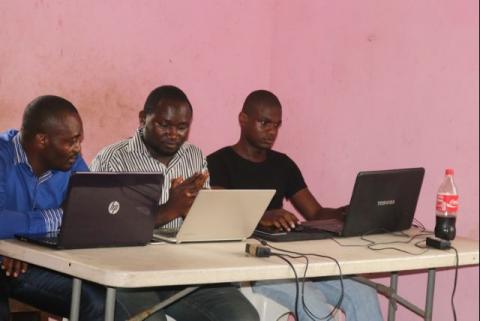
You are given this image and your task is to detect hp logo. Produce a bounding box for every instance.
[108,201,120,215]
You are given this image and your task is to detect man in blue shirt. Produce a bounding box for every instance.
[0,96,105,321]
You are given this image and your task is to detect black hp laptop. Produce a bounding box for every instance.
[254,167,425,242]
[16,172,163,249]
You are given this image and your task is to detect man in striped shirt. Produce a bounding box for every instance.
[0,96,108,321]
[90,85,259,321]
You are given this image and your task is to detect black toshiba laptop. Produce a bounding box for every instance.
[254,167,425,242]
[15,172,163,249]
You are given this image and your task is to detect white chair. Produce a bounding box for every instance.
[240,284,290,321]
[240,283,344,321]
[165,285,291,321]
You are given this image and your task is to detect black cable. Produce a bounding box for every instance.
[412,218,427,231]
[271,253,300,321]
[332,230,434,255]
[262,240,344,320]
[450,246,459,321]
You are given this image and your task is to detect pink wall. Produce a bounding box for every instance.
[1,1,478,320]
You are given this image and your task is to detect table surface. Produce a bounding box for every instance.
[1,230,478,288]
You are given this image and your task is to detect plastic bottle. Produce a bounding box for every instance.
[434,168,458,240]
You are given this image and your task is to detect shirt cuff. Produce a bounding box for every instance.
[40,208,63,233]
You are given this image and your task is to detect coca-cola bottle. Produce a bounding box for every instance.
[434,168,458,240]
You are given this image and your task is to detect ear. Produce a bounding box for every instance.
[34,133,48,150]
[239,112,248,127]
[138,110,146,127]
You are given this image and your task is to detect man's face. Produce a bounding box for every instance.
[141,100,192,157]
[241,104,282,150]
[41,113,84,171]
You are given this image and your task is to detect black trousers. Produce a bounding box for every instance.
[0,270,10,321]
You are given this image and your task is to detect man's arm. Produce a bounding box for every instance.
[258,188,347,232]
[0,155,87,239]
[153,172,209,227]
[0,208,63,239]
[290,188,347,221]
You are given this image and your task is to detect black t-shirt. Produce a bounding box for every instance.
[207,147,307,210]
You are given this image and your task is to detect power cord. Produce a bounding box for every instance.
[330,228,434,255]
[450,246,459,321]
[331,220,460,321]
[250,220,460,321]
[246,241,343,321]
[265,243,343,321]
[271,253,301,320]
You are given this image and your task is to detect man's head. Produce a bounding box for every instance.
[20,95,83,173]
[139,85,193,157]
[239,90,282,150]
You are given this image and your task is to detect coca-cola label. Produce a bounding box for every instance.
[436,194,459,214]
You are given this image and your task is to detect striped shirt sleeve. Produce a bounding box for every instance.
[40,208,63,232]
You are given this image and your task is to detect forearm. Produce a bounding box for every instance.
[153,204,183,227]
[0,208,62,239]
[313,206,347,220]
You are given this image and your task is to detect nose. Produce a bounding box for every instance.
[266,125,279,136]
[166,126,178,138]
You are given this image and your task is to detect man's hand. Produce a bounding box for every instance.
[259,209,300,232]
[1,257,28,278]
[168,172,209,218]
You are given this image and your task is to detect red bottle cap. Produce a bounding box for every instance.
[445,168,454,175]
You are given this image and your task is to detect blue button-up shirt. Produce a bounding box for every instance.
[0,129,88,239]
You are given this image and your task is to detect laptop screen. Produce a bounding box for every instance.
[342,167,425,236]
[56,172,164,248]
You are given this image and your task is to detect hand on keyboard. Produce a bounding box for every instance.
[259,209,299,232]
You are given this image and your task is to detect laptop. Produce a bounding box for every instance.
[15,172,163,249]
[152,189,275,243]
[254,167,425,242]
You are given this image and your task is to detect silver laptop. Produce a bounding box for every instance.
[153,189,275,243]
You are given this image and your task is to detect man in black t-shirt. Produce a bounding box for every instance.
[207,90,345,232]
[207,90,383,321]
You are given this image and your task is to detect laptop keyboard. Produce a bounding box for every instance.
[35,231,60,245]
[15,231,60,246]
[302,218,343,233]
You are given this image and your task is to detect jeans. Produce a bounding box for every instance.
[1,266,258,321]
[313,277,383,321]
[253,277,383,321]
[0,265,108,321]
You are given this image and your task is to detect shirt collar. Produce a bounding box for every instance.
[127,128,152,156]
[13,132,28,165]
[13,132,53,182]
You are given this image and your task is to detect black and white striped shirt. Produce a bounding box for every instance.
[90,129,210,229]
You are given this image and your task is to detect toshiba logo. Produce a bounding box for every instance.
[377,200,395,206]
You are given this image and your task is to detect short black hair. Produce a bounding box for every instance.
[242,90,282,115]
[21,95,79,140]
[143,85,192,115]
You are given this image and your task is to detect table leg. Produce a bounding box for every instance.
[69,278,82,321]
[424,269,436,321]
[387,272,398,321]
[105,287,116,321]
